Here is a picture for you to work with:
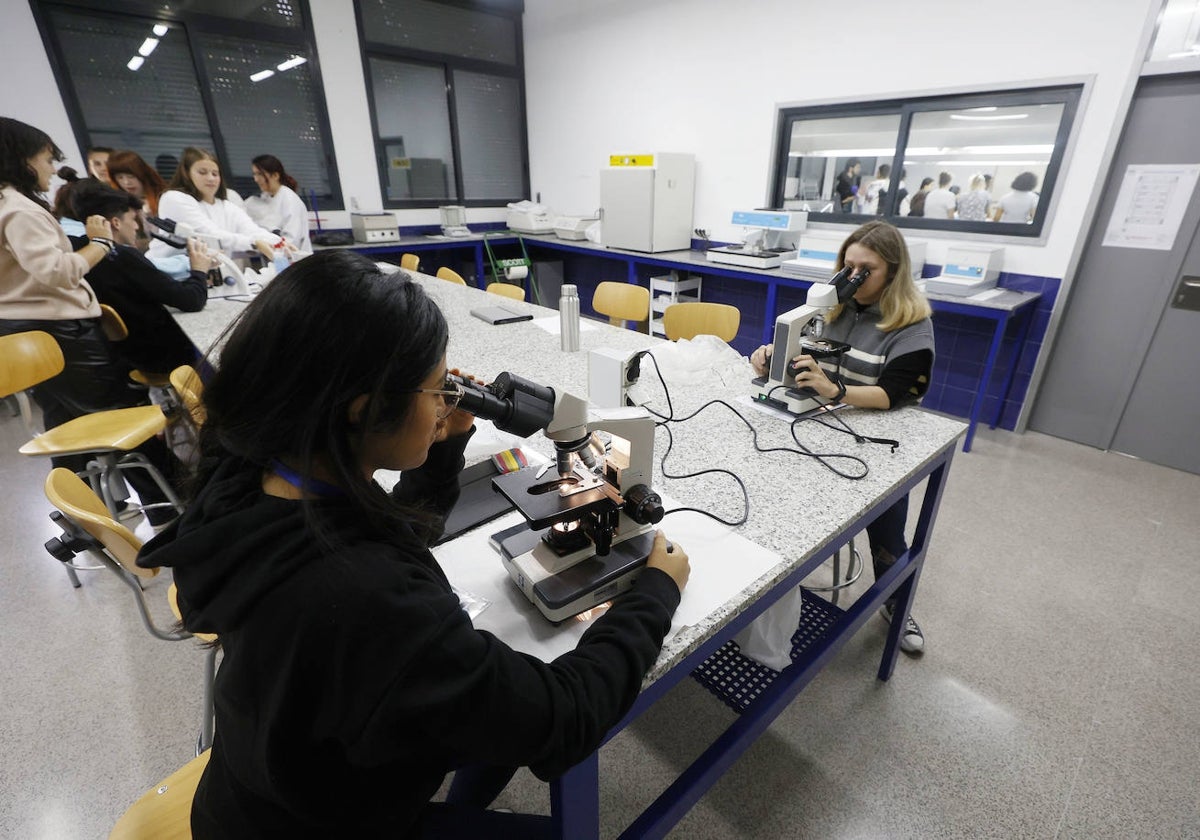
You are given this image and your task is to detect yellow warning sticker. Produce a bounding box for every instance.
[609,154,654,167]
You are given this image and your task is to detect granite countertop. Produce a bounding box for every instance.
[174,270,966,678]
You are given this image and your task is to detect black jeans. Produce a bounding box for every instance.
[1,317,178,505]
[865,494,910,608]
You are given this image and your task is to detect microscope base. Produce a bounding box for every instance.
[495,525,656,622]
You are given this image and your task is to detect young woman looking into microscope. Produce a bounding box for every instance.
[139,250,690,837]
[750,220,934,653]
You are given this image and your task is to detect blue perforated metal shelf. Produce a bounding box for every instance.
[691,588,844,714]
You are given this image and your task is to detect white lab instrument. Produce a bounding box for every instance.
[552,215,598,241]
[780,233,845,281]
[587,347,640,409]
[753,283,845,416]
[506,201,556,234]
[351,212,400,244]
[600,153,695,252]
[706,210,807,270]
[439,205,471,237]
[457,373,664,622]
[924,245,1003,296]
[782,233,927,284]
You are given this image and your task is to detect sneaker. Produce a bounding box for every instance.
[879,603,925,654]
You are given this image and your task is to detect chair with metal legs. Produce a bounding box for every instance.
[0,330,183,523]
[44,468,216,753]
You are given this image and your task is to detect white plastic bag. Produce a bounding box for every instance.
[733,586,803,671]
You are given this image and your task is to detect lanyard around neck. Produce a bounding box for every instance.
[268,459,347,499]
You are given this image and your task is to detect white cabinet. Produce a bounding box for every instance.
[600,153,695,253]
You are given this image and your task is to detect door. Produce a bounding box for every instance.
[1030,73,1200,474]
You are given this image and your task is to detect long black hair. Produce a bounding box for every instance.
[197,250,449,545]
[252,154,299,192]
[0,117,65,209]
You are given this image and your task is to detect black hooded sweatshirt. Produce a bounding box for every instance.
[138,432,680,837]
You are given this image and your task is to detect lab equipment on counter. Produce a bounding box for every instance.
[587,347,641,409]
[780,233,845,281]
[924,245,1003,296]
[706,210,807,270]
[455,373,665,622]
[439,205,471,237]
[506,200,556,234]
[600,152,695,252]
[351,212,400,244]
[752,266,871,415]
[552,215,599,241]
[781,233,927,283]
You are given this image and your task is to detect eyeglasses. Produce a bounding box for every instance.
[409,376,464,418]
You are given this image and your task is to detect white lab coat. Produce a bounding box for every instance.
[148,190,281,259]
[242,185,311,252]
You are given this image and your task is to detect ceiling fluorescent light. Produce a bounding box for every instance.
[936,159,1042,166]
[138,37,159,57]
[966,106,997,112]
[127,56,145,71]
[152,24,168,36]
[962,144,1054,154]
[949,113,1029,121]
[250,69,275,82]
[276,56,307,71]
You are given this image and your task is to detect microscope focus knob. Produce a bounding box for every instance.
[624,484,665,525]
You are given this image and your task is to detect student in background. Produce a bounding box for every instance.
[992,171,1039,223]
[107,150,168,217]
[956,173,991,221]
[907,177,934,216]
[243,154,310,252]
[923,172,957,219]
[140,250,690,836]
[50,166,86,237]
[73,181,210,375]
[148,147,280,262]
[835,158,861,213]
[861,163,891,215]
[86,146,112,182]
[750,220,933,655]
[0,118,180,523]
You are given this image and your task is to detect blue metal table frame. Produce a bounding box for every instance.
[927,293,1040,452]
[546,435,960,839]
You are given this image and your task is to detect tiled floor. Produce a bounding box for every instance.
[2,408,1198,839]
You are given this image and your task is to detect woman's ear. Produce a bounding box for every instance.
[347,394,370,427]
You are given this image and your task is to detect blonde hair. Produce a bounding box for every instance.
[968,173,987,191]
[826,220,931,332]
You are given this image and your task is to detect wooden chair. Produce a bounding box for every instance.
[44,467,217,753]
[0,330,183,522]
[592,281,650,331]
[436,266,467,286]
[169,365,206,427]
[109,749,211,840]
[400,253,420,272]
[486,282,524,301]
[662,302,741,342]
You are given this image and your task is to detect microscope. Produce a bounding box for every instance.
[752,265,870,415]
[455,373,665,622]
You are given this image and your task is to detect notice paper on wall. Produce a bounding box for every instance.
[1102,163,1200,251]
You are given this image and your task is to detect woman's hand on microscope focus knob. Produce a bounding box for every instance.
[646,530,690,593]
[749,344,772,377]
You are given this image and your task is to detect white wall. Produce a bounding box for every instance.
[0,3,85,170]
[522,0,1160,280]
